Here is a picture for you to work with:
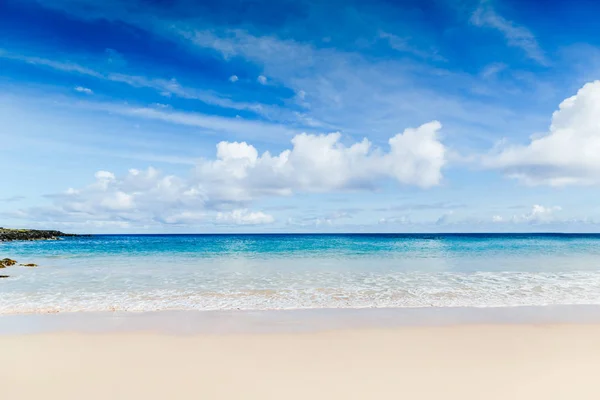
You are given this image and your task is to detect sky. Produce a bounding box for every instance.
[2,0,600,233]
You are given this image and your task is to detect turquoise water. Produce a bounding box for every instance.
[2,234,600,313]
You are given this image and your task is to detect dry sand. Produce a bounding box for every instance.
[2,324,600,399]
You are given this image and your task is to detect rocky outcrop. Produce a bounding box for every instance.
[0,258,41,278]
[0,228,78,242]
[0,258,17,268]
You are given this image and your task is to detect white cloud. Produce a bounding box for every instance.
[480,62,507,79]
[378,216,409,225]
[0,49,103,76]
[216,209,274,225]
[12,121,446,226]
[91,102,297,142]
[257,75,267,85]
[7,6,546,144]
[178,28,517,140]
[490,205,562,225]
[194,121,446,201]
[162,211,206,224]
[378,31,445,61]
[287,211,352,227]
[95,170,115,180]
[74,86,93,94]
[436,210,454,225]
[521,205,561,222]
[229,75,238,82]
[56,167,200,220]
[99,191,134,211]
[107,74,268,114]
[470,2,547,65]
[0,50,274,117]
[486,81,600,186]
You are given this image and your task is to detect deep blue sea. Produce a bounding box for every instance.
[2,233,600,313]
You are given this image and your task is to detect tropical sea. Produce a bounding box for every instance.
[2,233,600,314]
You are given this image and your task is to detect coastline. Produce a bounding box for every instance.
[0,228,78,242]
[5,233,600,312]
[4,234,600,399]
[3,304,600,335]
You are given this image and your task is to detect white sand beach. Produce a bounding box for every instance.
[2,323,600,399]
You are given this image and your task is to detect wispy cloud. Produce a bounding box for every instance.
[178,28,523,145]
[91,102,299,142]
[0,49,279,119]
[287,211,353,227]
[378,31,446,61]
[0,196,25,203]
[375,202,466,212]
[480,62,507,79]
[470,2,548,65]
[0,48,103,75]
[74,86,93,94]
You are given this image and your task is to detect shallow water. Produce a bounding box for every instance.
[2,234,600,313]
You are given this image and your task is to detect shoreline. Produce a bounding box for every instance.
[4,304,600,335]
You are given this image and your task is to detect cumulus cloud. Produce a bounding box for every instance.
[75,86,93,94]
[229,75,239,82]
[522,205,561,222]
[40,167,203,222]
[486,81,600,186]
[216,209,274,225]
[490,205,562,225]
[195,121,446,200]
[11,121,446,226]
[257,75,267,84]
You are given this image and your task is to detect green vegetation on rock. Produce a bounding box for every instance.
[0,228,77,242]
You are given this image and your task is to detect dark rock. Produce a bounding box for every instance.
[0,275,9,278]
[0,258,17,267]
[20,263,38,267]
[0,228,80,242]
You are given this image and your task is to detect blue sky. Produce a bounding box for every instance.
[2,0,600,233]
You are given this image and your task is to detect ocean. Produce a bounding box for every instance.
[2,233,600,314]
